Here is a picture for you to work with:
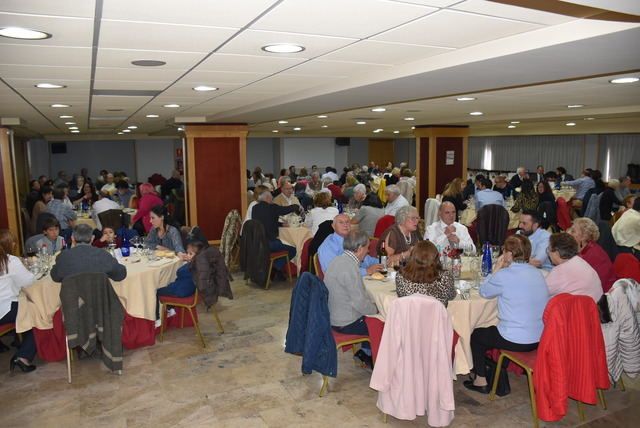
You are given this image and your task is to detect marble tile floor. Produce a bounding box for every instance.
[0,277,637,427]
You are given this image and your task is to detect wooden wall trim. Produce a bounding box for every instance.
[0,127,20,252]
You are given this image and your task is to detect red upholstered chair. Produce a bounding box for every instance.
[368,238,379,258]
[300,238,313,274]
[556,198,572,231]
[364,316,384,363]
[0,323,15,339]
[374,215,395,238]
[319,330,370,397]
[613,253,640,282]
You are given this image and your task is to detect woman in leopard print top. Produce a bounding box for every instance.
[395,241,456,307]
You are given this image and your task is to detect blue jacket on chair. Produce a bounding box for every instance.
[285,272,337,377]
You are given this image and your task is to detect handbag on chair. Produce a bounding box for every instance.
[485,355,511,397]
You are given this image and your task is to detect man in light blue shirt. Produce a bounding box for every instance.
[517,210,553,270]
[318,214,381,276]
[475,178,505,210]
[562,170,595,200]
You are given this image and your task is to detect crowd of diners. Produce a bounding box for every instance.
[245,160,639,374]
[1,167,236,373]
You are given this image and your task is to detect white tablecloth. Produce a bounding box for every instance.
[553,189,576,201]
[279,226,313,269]
[364,271,498,375]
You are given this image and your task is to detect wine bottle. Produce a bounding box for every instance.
[378,241,388,271]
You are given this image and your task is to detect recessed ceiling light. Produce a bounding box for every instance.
[262,44,305,54]
[193,85,218,92]
[566,122,576,126]
[117,132,124,135]
[510,121,520,124]
[272,130,279,133]
[122,129,131,133]
[469,111,483,116]
[293,127,302,131]
[177,127,185,131]
[51,104,70,108]
[507,125,516,129]
[567,104,584,108]
[317,115,328,119]
[71,130,80,134]
[278,120,288,124]
[411,126,415,130]
[321,125,328,128]
[393,130,400,134]
[356,121,367,125]
[68,126,78,130]
[404,117,415,121]
[373,129,384,133]
[146,114,159,118]
[609,77,639,84]
[0,27,51,40]
[131,60,166,67]
[127,125,138,129]
[59,115,73,119]
[584,117,596,121]
[371,107,386,112]
[35,83,65,89]
[456,97,476,101]
[64,121,76,125]
[163,104,180,108]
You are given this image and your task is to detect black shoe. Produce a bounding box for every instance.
[463,380,490,394]
[354,349,373,369]
[9,357,36,373]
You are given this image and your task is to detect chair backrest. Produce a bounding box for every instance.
[21,207,33,238]
[597,220,619,262]
[476,204,510,246]
[537,200,557,230]
[584,193,601,222]
[423,198,441,227]
[239,219,270,285]
[220,209,241,268]
[556,197,572,231]
[613,254,640,282]
[373,215,395,238]
[300,237,313,274]
[98,209,124,230]
[313,253,324,280]
[368,237,379,258]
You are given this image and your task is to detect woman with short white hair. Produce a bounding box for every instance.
[568,218,617,292]
[377,205,421,262]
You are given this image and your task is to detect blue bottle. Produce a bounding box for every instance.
[337,201,343,213]
[120,228,130,257]
[481,242,492,277]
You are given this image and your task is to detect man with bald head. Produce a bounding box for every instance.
[273,179,300,207]
[424,201,475,252]
[318,214,382,275]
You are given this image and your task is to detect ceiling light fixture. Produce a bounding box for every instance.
[567,104,584,108]
[0,27,51,40]
[356,121,366,125]
[68,126,78,130]
[566,122,576,126]
[403,117,415,121]
[321,125,328,128]
[278,120,288,124]
[117,132,124,135]
[609,77,639,84]
[127,125,138,129]
[163,104,180,108]
[262,44,305,54]
[411,126,415,130]
[64,122,76,125]
[584,117,596,121]
[293,127,302,131]
[317,115,328,119]
[272,130,279,133]
[177,127,185,132]
[146,114,159,118]
[456,97,476,101]
[71,130,80,134]
[59,115,73,119]
[507,125,516,129]
[122,129,131,133]
[36,83,65,89]
[193,85,218,92]
[469,111,483,116]
[131,60,166,67]
[510,121,520,124]
[373,129,384,133]
[51,104,70,108]
[393,130,400,134]
[371,107,386,112]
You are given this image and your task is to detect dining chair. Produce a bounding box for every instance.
[319,330,371,397]
[159,289,210,348]
[313,253,323,280]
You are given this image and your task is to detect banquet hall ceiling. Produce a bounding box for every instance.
[0,0,638,139]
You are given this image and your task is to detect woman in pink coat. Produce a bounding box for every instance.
[132,183,163,234]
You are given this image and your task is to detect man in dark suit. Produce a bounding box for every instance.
[509,167,528,189]
[51,224,127,283]
[533,165,545,183]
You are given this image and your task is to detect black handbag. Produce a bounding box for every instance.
[485,355,511,397]
[598,294,612,324]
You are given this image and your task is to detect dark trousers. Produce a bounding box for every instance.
[0,302,37,361]
[155,284,196,320]
[332,316,370,350]
[470,326,538,377]
[268,239,296,271]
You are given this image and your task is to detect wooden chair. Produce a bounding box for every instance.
[313,253,323,280]
[159,289,218,348]
[0,323,16,339]
[319,331,370,397]
[265,251,292,290]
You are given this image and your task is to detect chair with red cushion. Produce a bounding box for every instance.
[556,198,572,231]
[300,238,313,274]
[319,330,370,397]
[0,323,15,339]
[374,215,395,238]
[613,253,640,282]
[368,238,379,258]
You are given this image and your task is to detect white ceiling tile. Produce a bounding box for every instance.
[23,94,90,102]
[94,67,187,82]
[181,70,270,85]
[242,74,345,93]
[387,0,459,6]
[0,45,91,66]
[102,0,276,27]
[0,64,90,80]
[322,40,453,65]
[218,29,356,58]
[93,80,171,90]
[253,0,437,38]
[0,0,96,18]
[283,60,392,77]
[96,48,206,69]
[99,20,236,52]
[0,13,93,47]
[197,53,305,73]
[451,0,576,25]
[372,9,541,48]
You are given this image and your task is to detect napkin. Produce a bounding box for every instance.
[148,258,174,267]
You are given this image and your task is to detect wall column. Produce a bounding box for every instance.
[414,125,469,216]
[184,124,248,242]
[0,127,21,249]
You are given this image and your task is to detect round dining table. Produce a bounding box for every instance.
[363,264,498,375]
[75,213,97,229]
[279,225,313,270]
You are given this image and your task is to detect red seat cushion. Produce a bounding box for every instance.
[0,323,15,336]
[332,330,369,347]
[159,294,197,306]
[270,250,289,259]
[502,349,538,368]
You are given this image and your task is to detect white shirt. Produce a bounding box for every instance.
[322,171,339,182]
[424,220,475,252]
[92,197,120,230]
[240,200,258,235]
[101,183,116,195]
[0,255,35,319]
[305,206,340,235]
[384,194,409,216]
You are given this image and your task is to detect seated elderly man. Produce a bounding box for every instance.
[509,166,527,190]
[51,224,127,283]
[475,178,505,210]
[318,214,381,275]
[305,172,323,197]
[612,197,640,259]
[324,230,378,367]
[384,184,409,216]
[425,201,475,252]
[273,179,301,207]
[348,183,367,210]
[517,210,553,270]
[492,175,512,199]
[100,173,117,196]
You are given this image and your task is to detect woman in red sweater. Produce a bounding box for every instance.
[568,218,618,292]
[132,183,163,234]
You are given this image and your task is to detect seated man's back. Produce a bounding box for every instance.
[51,243,127,282]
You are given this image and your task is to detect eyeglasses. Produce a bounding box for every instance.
[408,216,420,221]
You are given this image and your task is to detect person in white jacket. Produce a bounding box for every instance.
[424,202,475,253]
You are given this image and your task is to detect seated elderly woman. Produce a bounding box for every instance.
[545,232,603,302]
[465,235,549,393]
[348,183,367,210]
[304,191,339,236]
[396,240,456,306]
[144,205,186,258]
[376,205,421,263]
[568,218,617,292]
[0,229,37,372]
